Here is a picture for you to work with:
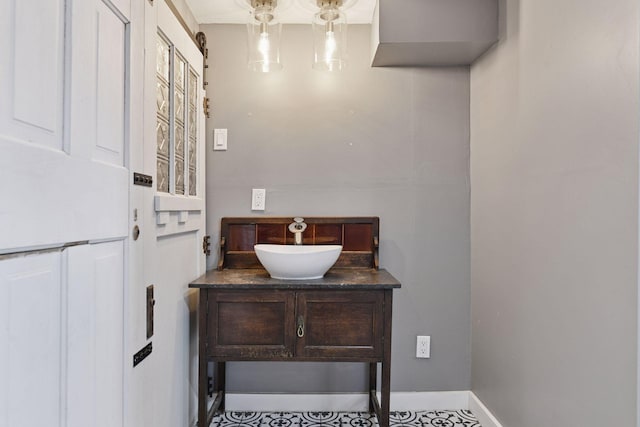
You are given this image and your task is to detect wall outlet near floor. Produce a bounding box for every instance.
[251,188,266,211]
[416,335,431,358]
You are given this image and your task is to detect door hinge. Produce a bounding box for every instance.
[203,235,211,256]
[203,97,211,118]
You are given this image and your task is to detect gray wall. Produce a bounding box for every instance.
[203,24,471,393]
[470,0,638,425]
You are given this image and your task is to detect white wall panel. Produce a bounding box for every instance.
[67,241,124,427]
[0,145,129,253]
[95,1,126,167]
[0,252,63,427]
[10,0,64,148]
[153,231,199,427]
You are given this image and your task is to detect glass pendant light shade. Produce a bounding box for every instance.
[247,0,283,72]
[312,0,347,71]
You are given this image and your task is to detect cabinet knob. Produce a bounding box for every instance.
[296,316,305,338]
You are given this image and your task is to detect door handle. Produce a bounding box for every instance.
[296,316,304,338]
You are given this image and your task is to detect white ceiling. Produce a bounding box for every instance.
[186,0,377,24]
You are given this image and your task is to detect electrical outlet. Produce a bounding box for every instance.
[251,188,266,211]
[416,335,431,358]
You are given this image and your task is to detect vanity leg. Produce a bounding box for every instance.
[215,362,226,412]
[198,291,209,427]
[380,360,390,427]
[198,359,208,427]
[368,363,377,413]
[207,362,226,426]
[380,290,393,427]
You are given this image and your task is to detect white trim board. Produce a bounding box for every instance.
[468,392,504,427]
[224,391,502,426]
[227,391,468,412]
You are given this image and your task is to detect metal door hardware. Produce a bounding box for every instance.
[147,285,155,339]
[195,32,208,89]
[203,235,211,256]
[296,316,305,338]
[133,342,152,367]
[133,172,153,187]
[203,97,211,118]
[132,225,140,241]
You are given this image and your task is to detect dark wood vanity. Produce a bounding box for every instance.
[190,217,401,427]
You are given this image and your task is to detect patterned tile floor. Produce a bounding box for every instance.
[211,411,481,427]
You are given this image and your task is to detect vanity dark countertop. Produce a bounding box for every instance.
[189,268,401,290]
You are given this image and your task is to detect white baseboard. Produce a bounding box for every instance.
[226,393,368,412]
[192,391,503,427]
[382,391,471,411]
[225,390,470,412]
[468,392,504,427]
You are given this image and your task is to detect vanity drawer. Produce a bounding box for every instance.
[296,290,383,359]
[204,289,385,361]
[206,290,296,359]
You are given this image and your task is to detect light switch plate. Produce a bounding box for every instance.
[214,128,227,151]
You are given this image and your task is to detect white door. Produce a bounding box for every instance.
[0,0,139,426]
[126,1,207,426]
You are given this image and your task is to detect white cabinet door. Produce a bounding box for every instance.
[0,0,134,426]
[0,252,64,427]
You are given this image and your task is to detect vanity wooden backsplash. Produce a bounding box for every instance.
[218,217,380,270]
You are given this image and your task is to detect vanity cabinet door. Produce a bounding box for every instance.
[206,290,296,359]
[295,290,384,359]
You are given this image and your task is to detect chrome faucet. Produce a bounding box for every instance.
[288,217,307,245]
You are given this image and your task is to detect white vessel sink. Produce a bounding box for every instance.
[254,244,343,280]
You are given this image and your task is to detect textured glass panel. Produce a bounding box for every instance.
[188,137,196,168]
[188,70,197,106]
[175,156,184,195]
[174,88,184,124]
[156,118,169,157]
[156,37,169,81]
[175,56,185,89]
[156,80,169,119]
[175,120,185,195]
[187,68,198,197]
[189,168,196,196]
[175,123,185,161]
[188,105,196,139]
[157,157,169,193]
